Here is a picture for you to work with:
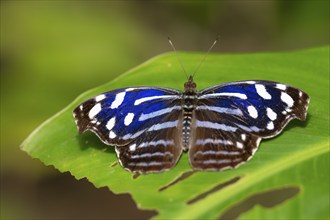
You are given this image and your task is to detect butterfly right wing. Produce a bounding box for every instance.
[189,80,309,171]
[189,109,261,171]
[73,86,184,173]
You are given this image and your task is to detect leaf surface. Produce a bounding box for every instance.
[22,46,330,219]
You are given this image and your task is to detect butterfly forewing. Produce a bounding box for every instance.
[73,87,181,145]
[198,80,310,138]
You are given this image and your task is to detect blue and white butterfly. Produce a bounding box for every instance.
[73,74,309,174]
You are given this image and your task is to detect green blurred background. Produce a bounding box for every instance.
[1,1,329,219]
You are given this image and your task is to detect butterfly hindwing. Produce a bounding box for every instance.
[115,114,183,173]
[189,109,261,171]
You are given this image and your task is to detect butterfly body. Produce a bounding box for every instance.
[182,75,198,150]
[73,75,309,174]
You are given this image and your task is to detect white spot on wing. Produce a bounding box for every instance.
[276,84,287,90]
[88,103,102,119]
[236,142,243,149]
[129,144,136,151]
[266,107,277,121]
[106,117,116,130]
[241,134,246,141]
[95,94,106,102]
[124,113,135,126]
[267,121,274,130]
[255,84,272,100]
[111,92,126,109]
[247,105,258,119]
[109,131,117,139]
[245,81,256,84]
[125,88,135,92]
[281,92,294,107]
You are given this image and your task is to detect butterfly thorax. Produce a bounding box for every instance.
[182,75,198,150]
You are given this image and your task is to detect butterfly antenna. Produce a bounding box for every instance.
[168,37,189,79]
[192,36,219,78]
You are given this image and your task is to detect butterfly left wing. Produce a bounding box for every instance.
[115,113,183,173]
[73,87,184,173]
[189,80,309,171]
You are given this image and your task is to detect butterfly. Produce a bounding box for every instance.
[73,75,310,174]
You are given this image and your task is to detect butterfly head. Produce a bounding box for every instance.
[184,75,197,94]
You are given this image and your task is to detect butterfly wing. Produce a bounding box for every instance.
[198,80,310,138]
[189,110,261,171]
[73,87,183,173]
[115,113,183,173]
[189,80,310,171]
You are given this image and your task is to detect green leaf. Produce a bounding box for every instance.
[21,46,329,219]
